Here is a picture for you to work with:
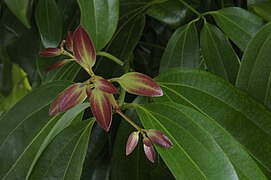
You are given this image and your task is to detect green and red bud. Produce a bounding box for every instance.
[146,129,173,148]
[46,59,73,71]
[89,89,112,132]
[91,76,118,94]
[39,48,62,57]
[115,72,163,97]
[65,31,74,52]
[126,131,139,155]
[49,83,87,116]
[73,25,96,74]
[143,137,156,163]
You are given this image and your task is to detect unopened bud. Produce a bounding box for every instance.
[147,129,173,148]
[143,137,155,163]
[40,48,62,57]
[126,131,139,155]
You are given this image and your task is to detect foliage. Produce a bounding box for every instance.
[0,0,271,179]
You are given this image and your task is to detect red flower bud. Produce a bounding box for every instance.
[91,76,118,94]
[143,137,156,163]
[126,131,139,155]
[40,48,62,57]
[66,31,74,52]
[115,72,163,97]
[46,59,73,71]
[49,83,87,116]
[147,129,173,148]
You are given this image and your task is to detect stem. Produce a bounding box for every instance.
[97,51,124,66]
[117,60,129,107]
[178,0,201,17]
[117,110,144,133]
[62,50,76,59]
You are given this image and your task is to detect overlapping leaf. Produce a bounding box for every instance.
[35,0,62,48]
[200,21,240,83]
[236,22,271,108]
[154,68,271,176]
[160,22,200,73]
[251,1,271,21]
[136,102,266,179]
[211,7,264,51]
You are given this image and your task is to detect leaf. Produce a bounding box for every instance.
[35,0,62,48]
[3,0,32,28]
[90,89,112,131]
[236,22,271,109]
[155,68,271,176]
[49,83,87,116]
[200,21,240,83]
[73,25,96,73]
[136,102,267,179]
[115,72,163,97]
[160,22,200,73]
[147,0,199,28]
[29,120,94,179]
[251,1,271,21]
[0,81,72,179]
[77,0,119,50]
[212,7,264,51]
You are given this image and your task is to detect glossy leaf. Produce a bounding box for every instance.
[160,22,200,73]
[35,0,62,48]
[155,68,271,176]
[77,0,119,50]
[91,75,118,94]
[29,120,94,179]
[147,0,199,29]
[4,0,32,28]
[136,102,267,179]
[0,81,71,179]
[115,72,163,97]
[73,25,96,72]
[251,1,271,21]
[49,83,87,116]
[200,21,240,83]
[126,131,139,155]
[236,22,271,108]
[212,7,264,51]
[90,89,112,131]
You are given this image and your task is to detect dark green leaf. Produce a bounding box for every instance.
[160,22,200,73]
[212,7,264,51]
[250,1,271,21]
[136,102,267,179]
[247,0,268,6]
[35,0,62,48]
[0,81,71,179]
[236,22,271,109]
[200,21,240,83]
[155,68,271,175]
[3,0,32,28]
[147,0,199,29]
[77,0,119,50]
[29,120,94,180]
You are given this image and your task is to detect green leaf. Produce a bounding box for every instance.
[212,7,264,51]
[200,21,240,83]
[136,102,267,179]
[251,1,271,21]
[160,22,200,73]
[77,0,119,50]
[29,120,94,179]
[147,0,199,29]
[35,0,62,48]
[3,0,32,28]
[154,68,271,176]
[236,22,271,109]
[0,81,71,179]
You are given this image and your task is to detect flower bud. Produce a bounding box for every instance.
[126,131,139,155]
[147,129,173,148]
[40,48,62,57]
[143,137,155,163]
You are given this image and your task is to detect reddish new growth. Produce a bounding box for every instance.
[40,25,173,162]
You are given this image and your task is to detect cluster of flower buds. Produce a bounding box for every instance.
[40,25,173,162]
[126,129,173,162]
